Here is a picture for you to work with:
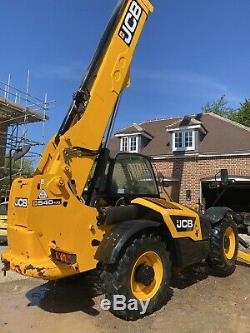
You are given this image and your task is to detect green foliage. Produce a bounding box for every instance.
[202,95,250,127]
[14,158,34,176]
[0,157,34,195]
[233,99,250,127]
[202,95,235,118]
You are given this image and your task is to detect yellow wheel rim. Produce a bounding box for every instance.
[224,227,236,260]
[130,251,164,301]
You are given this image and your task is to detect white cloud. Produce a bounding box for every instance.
[35,62,86,81]
[134,69,243,106]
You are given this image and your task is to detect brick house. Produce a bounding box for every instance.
[109,112,250,211]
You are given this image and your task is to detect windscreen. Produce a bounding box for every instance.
[111,154,158,196]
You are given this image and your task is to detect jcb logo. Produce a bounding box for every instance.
[119,1,142,45]
[176,219,194,229]
[171,216,195,232]
[15,198,28,208]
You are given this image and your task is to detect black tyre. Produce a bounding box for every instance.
[207,217,238,277]
[101,233,171,320]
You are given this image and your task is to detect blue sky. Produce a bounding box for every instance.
[0,0,250,154]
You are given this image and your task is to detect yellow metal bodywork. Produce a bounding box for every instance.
[132,198,203,241]
[2,0,155,280]
[3,176,105,279]
[238,250,250,263]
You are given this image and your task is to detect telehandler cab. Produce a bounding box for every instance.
[2,0,250,320]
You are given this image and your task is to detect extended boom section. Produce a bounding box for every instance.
[38,0,153,198]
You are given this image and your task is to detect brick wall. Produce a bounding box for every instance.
[153,156,250,207]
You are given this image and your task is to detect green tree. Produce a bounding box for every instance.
[202,95,250,127]
[0,157,34,197]
[202,95,235,118]
[232,99,250,127]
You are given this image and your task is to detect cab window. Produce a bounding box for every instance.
[111,154,158,196]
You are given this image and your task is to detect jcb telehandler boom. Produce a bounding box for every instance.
[2,0,249,321]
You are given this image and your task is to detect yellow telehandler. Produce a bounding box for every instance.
[2,0,249,320]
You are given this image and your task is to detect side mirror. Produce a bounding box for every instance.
[221,169,229,186]
[157,172,164,184]
[157,172,169,187]
[12,145,31,161]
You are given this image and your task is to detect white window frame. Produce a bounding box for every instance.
[172,130,195,152]
[120,136,139,153]
[120,137,128,152]
[129,136,138,152]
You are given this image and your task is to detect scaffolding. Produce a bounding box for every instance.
[0,72,54,200]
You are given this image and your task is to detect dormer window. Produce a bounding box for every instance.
[120,136,139,153]
[115,123,153,154]
[167,116,207,153]
[173,130,195,151]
